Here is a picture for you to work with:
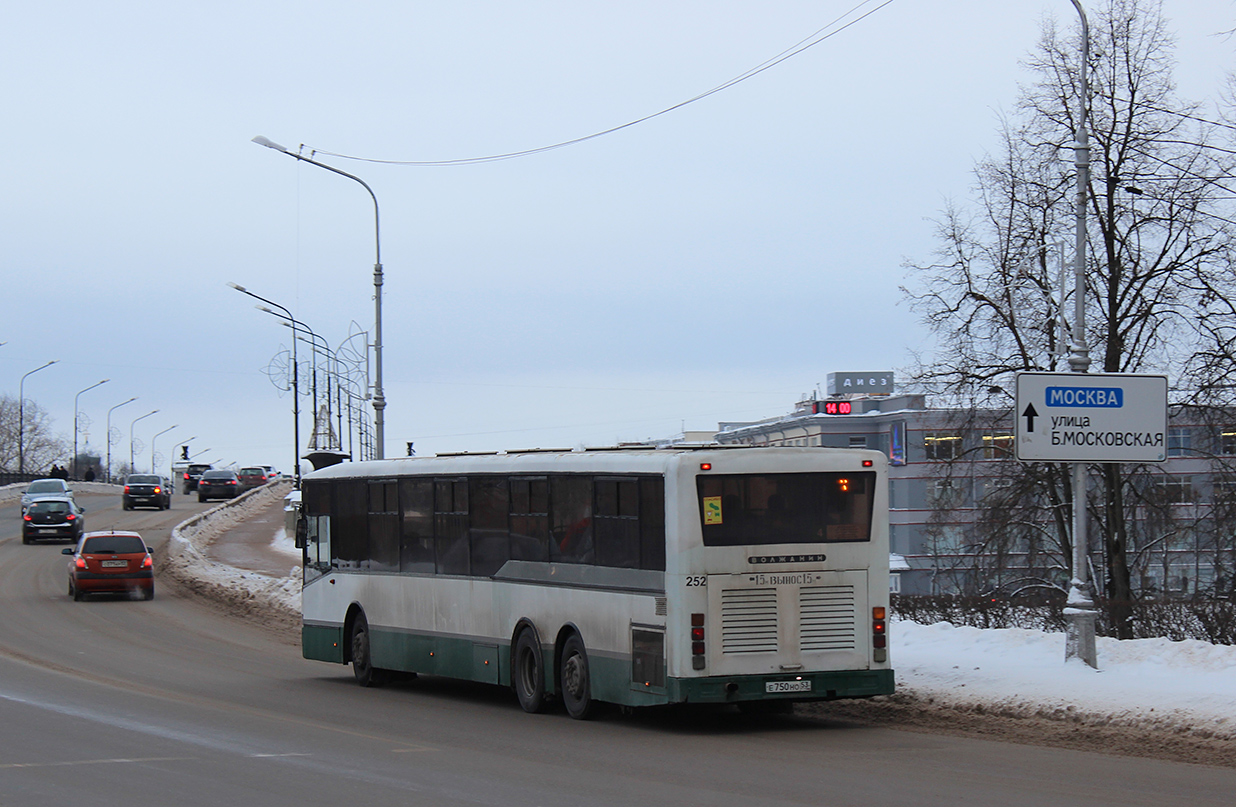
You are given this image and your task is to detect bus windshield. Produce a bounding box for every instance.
[697,471,875,546]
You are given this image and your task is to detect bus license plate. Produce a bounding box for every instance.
[766,680,811,693]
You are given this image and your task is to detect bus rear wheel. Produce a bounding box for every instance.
[559,634,595,720]
[513,629,546,713]
[350,613,384,687]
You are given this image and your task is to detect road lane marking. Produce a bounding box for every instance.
[1,756,194,769]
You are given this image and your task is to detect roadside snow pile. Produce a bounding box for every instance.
[894,619,1236,739]
[162,482,301,627]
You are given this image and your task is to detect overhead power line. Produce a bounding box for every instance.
[296,0,896,167]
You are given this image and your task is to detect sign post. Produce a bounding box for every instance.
[1015,370,1168,668]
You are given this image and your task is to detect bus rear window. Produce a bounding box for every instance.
[697,472,875,546]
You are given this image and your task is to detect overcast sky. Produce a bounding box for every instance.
[3,1,1233,473]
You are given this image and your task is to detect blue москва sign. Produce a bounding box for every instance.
[1045,386,1123,407]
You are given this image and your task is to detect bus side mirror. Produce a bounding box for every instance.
[295,517,308,549]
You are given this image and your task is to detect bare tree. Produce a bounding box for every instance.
[903,0,1236,637]
[0,393,69,474]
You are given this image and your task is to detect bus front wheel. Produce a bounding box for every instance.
[513,629,546,713]
[350,613,384,687]
[559,634,595,720]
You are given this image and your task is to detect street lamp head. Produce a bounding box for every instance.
[228,281,247,292]
[252,135,289,153]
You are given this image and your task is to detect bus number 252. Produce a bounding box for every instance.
[685,576,707,587]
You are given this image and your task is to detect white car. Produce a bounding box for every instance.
[21,478,74,514]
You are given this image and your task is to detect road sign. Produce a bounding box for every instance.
[1014,372,1168,463]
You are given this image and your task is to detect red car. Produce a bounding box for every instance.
[62,530,155,601]
[236,467,269,491]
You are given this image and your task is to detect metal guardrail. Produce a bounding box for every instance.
[0,472,41,487]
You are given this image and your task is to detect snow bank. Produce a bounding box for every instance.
[893,619,1236,739]
[160,482,302,629]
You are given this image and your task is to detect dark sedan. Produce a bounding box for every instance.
[197,469,241,502]
[122,474,172,510]
[181,463,213,494]
[22,497,85,544]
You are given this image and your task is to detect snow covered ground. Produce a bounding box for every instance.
[892,620,1236,740]
[7,480,1234,743]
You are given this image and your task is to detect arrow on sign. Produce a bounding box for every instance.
[1022,402,1039,432]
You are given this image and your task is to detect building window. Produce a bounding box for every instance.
[1212,476,1236,507]
[924,430,963,461]
[929,479,961,506]
[979,476,1013,501]
[1220,427,1236,456]
[982,429,1013,459]
[1156,475,1194,505]
[1167,427,1192,457]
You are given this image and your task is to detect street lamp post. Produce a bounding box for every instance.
[1064,0,1098,669]
[151,425,179,475]
[229,283,303,486]
[106,397,138,483]
[73,379,109,479]
[269,314,352,459]
[300,324,367,461]
[106,395,139,479]
[18,360,59,474]
[129,410,159,474]
[252,135,386,459]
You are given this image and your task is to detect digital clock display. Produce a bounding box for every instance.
[814,401,852,415]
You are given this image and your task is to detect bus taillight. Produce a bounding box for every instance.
[691,613,706,670]
[872,606,888,662]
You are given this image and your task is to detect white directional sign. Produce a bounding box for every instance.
[1014,372,1169,463]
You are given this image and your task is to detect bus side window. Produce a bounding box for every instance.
[550,476,593,565]
[510,477,550,563]
[435,478,470,575]
[639,477,666,571]
[399,478,435,573]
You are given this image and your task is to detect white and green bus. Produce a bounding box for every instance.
[297,446,893,718]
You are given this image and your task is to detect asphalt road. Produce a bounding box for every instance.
[1,491,1234,806]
